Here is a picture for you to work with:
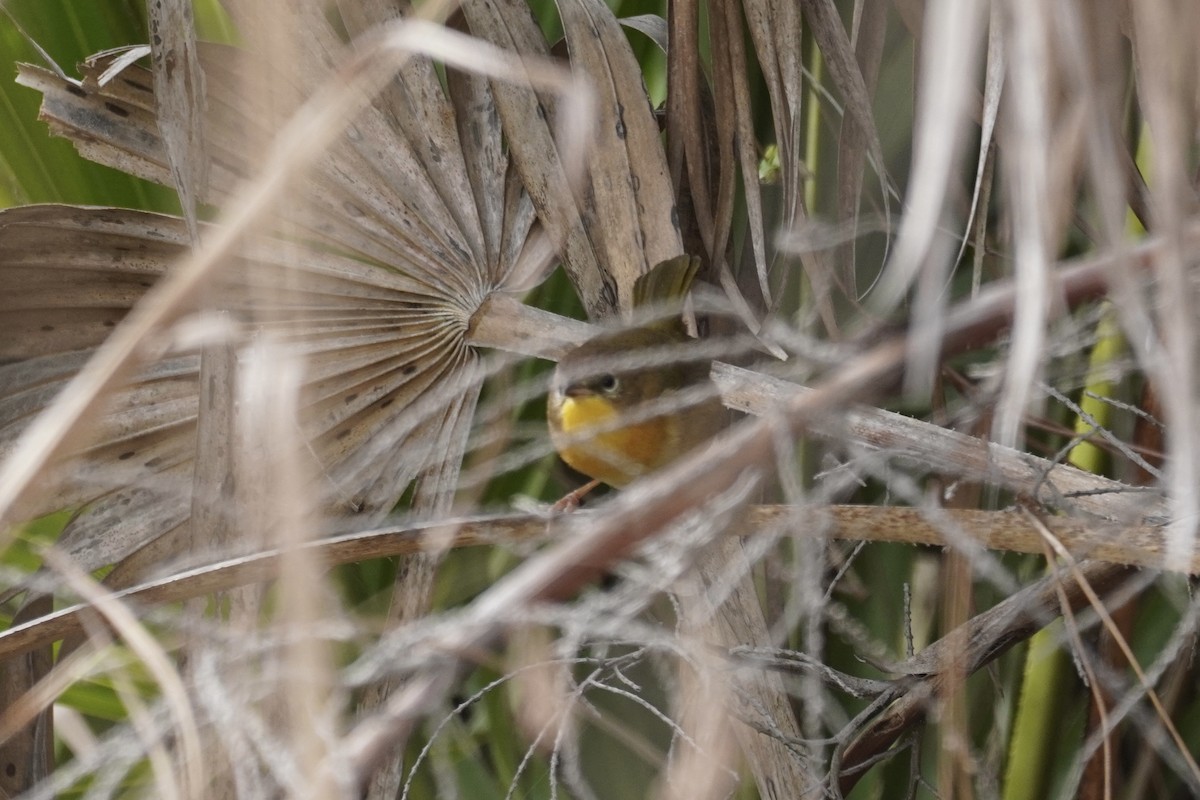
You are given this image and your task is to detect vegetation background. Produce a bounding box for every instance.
[1,0,1198,798]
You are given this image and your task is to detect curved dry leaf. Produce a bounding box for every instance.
[992,1,1054,449]
[557,0,683,311]
[833,0,888,299]
[665,0,712,254]
[955,6,1005,273]
[788,0,891,323]
[871,0,988,312]
[86,45,152,87]
[800,0,888,184]
[708,0,773,326]
[618,14,669,53]
[743,0,805,298]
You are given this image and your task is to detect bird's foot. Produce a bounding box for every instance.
[550,479,601,513]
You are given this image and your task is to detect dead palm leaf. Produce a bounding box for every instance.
[0,12,584,582]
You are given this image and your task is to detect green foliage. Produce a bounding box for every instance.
[0,0,176,209]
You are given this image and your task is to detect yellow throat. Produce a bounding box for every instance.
[551,392,677,488]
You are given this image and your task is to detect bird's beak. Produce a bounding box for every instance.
[563,382,593,399]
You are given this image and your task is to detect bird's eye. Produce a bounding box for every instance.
[598,373,619,393]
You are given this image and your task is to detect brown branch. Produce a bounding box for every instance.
[713,364,1166,523]
[0,506,1186,664]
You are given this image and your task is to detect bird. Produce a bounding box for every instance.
[547,255,725,500]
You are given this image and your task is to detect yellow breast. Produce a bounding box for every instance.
[551,394,675,488]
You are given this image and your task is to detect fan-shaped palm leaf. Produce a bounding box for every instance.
[0,13,577,578]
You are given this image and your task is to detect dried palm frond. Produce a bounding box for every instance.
[1,8,595,794]
[0,11,579,577]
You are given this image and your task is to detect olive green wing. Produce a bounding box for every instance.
[632,254,701,308]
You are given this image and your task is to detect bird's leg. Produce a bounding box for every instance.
[551,479,601,513]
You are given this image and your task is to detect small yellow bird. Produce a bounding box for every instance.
[547,255,725,492]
